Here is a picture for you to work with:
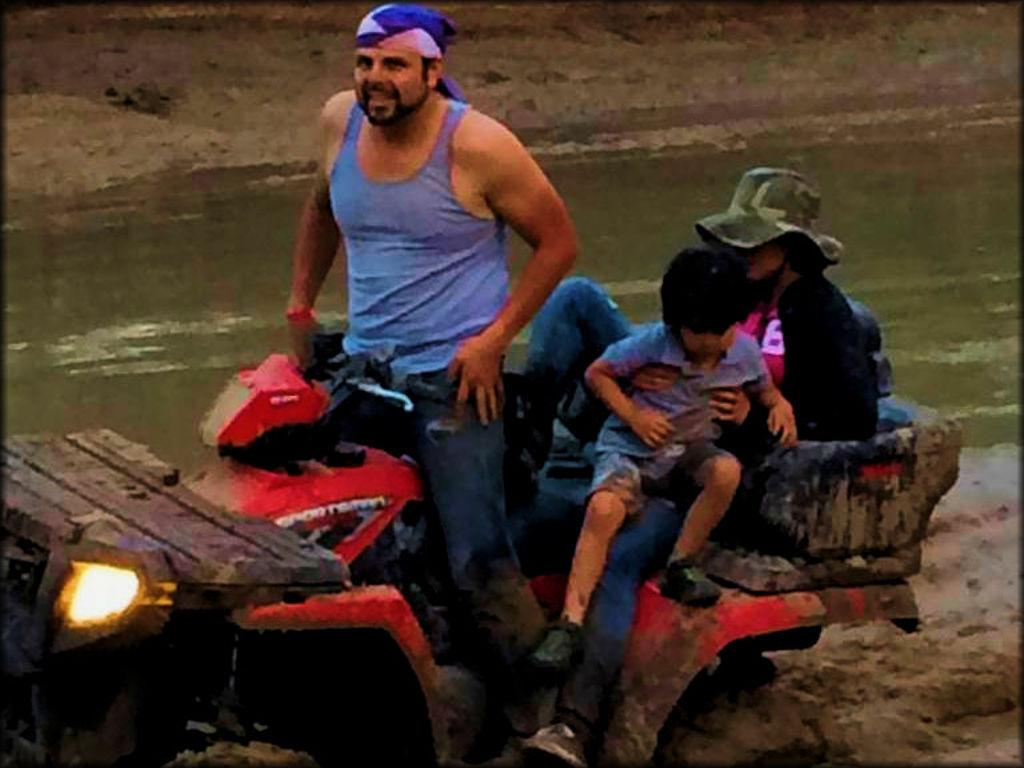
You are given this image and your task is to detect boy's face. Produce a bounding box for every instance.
[679,324,737,365]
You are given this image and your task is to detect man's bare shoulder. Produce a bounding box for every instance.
[321,90,358,135]
[451,107,527,163]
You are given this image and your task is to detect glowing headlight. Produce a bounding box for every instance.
[60,562,141,625]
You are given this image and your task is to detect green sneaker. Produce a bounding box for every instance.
[528,621,582,673]
[659,559,722,606]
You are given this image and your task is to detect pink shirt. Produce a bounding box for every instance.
[740,302,785,387]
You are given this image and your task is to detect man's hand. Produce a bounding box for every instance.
[631,363,679,391]
[288,314,320,373]
[627,407,675,449]
[448,333,506,426]
[767,398,798,446]
[709,386,752,425]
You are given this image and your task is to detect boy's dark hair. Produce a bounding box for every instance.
[661,245,750,334]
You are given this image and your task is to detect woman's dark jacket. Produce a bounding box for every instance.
[777,273,879,441]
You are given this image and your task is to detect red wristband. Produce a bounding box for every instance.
[285,306,316,324]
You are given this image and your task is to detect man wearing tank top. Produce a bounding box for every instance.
[284,4,577,757]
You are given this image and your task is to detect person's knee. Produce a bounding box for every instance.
[449,539,522,591]
[561,275,603,296]
[562,276,614,314]
[702,454,742,494]
[540,275,596,317]
[583,492,628,537]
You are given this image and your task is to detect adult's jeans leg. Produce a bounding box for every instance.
[525,276,633,387]
[523,277,633,447]
[410,382,547,731]
[412,391,545,659]
[556,497,681,734]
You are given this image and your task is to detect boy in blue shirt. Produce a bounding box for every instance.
[531,245,797,671]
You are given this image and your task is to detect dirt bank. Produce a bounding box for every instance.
[659,445,1021,766]
[3,2,1020,207]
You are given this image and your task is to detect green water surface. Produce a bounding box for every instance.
[4,127,1019,471]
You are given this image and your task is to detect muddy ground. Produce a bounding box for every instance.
[4,2,1021,765]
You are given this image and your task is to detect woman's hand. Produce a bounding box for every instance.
[767,398,798,446]
[709,386,752,425]
[630,363,678,391]
[287,313,320,373]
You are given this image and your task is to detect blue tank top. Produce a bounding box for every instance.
[330,100,508,375]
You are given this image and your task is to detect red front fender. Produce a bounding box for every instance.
[601,579,919,764]
[232,585,449,759]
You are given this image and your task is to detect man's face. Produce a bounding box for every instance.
[679,324,736,365]
[354,47,439,125]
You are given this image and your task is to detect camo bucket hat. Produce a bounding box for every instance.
[695,167,840,266]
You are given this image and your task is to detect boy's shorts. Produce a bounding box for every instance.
[589,440,729,517]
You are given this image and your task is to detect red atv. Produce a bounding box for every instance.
[179,351,961,766]
[1,349,960,766]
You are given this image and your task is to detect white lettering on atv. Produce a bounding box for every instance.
[274,496,390,529]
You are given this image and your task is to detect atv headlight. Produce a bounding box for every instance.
[59,562,141,626]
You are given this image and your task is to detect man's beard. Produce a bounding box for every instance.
[359,82,430,126]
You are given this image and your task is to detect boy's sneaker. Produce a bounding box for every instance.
[528,620,582,673]
[522,722,587,768]
[659,559,722,606]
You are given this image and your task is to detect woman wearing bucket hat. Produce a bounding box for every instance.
[690,166,878,445]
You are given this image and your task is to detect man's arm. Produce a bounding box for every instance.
[448,111,578,423]
[286,92,352,367]
[288,177,339,311]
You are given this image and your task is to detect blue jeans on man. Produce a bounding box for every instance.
[323,357,547,737]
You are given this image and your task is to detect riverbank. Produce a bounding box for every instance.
[3,2,1019,210]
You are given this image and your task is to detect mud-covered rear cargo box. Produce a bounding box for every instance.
[703,412,962,592]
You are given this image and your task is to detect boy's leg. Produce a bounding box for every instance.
[660,448,742,605]
[671,451,742,560]
[530,456,639,673]
[562,491,630,625]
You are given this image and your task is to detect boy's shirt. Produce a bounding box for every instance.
[594,322,769,458]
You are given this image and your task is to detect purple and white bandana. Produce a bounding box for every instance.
[356,4,465,101]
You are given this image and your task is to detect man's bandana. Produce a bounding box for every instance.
[356,4,465,101]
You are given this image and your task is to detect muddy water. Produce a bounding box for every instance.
[3,126,1019,472]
